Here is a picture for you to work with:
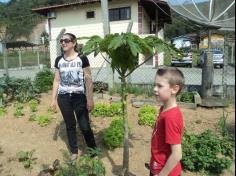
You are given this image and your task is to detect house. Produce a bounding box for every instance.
[32,0,171,68]
[199,33,224,49]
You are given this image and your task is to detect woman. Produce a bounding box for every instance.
[50,33,96,161]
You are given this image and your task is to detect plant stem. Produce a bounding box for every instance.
[121,75,129,176]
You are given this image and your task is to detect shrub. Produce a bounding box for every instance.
[177,92,194,103]
[103,117,129,150]
[58,149,105,176]
[92,103,122,117]
[93,81,108,93]
[34,69,54,93]
[182,130,234,174]
[138,105,157,127]
[0,76,39,103]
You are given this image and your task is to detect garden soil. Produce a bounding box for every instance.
[0,92,235,176]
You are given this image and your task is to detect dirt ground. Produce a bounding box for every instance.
[0,92,235,176]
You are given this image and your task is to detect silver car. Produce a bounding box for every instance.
[198,49,224,68]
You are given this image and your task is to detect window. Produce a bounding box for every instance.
[87,11,95,19]
[109,7,131,21]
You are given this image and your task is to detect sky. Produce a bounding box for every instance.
[0,0,11,3]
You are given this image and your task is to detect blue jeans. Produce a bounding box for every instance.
[57,93,96,154]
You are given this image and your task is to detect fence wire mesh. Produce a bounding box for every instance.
[0,35,235,99]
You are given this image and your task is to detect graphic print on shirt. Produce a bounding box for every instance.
[57,56,85,94]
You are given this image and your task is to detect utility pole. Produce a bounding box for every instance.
[201,29,214,98]
[101,0,114,89]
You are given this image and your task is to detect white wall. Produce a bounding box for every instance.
[49,0,139,68]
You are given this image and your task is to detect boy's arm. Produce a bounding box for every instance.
[158,144,182,176]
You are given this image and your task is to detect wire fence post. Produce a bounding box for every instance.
[18,49,22,70]
[37,49,40,69]
[2,42,8,76]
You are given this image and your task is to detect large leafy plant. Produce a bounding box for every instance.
[81,33,178,175]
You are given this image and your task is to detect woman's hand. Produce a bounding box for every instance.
[87,98,94,112]
[50,99,57,113]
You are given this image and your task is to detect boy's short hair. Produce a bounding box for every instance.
[156,66,185,95]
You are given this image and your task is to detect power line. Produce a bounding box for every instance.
[150,0,206,31]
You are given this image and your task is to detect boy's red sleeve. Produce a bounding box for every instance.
[165,113,183,144]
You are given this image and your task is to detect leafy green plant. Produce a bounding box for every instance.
[34,69,54,93]
[177,91,194,103]
[103,118,130,150]
[182,130,234,174]
[57,149,105,176]
[37,115,51,127]
[138,105,157,127]
[92,103,122,117]
[29,99,38,112]
[14,102,24,118]
[16,149,36,169]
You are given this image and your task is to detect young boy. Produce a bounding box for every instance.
[149,67,184,176]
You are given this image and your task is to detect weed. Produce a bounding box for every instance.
[29,99,38,112]
[16,149,36,169]
[57,149,105,176]
[38,115,51,127]
[0,107,6,117]
[14,102,24,118]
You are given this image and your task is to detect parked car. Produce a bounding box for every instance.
[198,49,224,68]
[171,51,193,68]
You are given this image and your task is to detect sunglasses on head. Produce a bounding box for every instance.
[60,38,72,44]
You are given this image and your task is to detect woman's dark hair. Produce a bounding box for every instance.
[63,33,79,52]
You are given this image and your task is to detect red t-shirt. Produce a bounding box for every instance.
[150,106,183,176]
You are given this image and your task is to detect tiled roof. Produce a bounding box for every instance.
[32,0,168,15]
[32,0,100,14]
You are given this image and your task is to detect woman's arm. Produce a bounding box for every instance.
[83,66,94,112]
[158,144,182,176]
[50,69,60,112]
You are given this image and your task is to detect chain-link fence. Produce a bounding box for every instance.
[0,35,235,99]
[0,47,50,69]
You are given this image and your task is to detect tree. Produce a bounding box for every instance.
[164,11,203,40]
[81,33,179,176]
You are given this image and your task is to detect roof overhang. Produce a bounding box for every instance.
[6,41,38,49]
[140,0,171,24]
[32,0,101,15]
[32,0,171,23]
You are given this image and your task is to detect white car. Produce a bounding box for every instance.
[171,52,193,68]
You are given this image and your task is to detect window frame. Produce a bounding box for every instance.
[86,11,95,19]
[109,7,131,22]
